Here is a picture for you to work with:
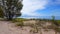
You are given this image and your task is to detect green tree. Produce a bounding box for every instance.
[0,0,23,20]
[0,6,4,18]
[52,16,55,22]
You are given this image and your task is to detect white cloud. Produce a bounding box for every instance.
[21,0,48,17]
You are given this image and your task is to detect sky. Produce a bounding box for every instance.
[20,0,60,20]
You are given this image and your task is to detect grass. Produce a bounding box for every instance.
[15,22,24,27]
[56,20,60,24]
[12,18,60,32]
[12,18,26,27]
[12,18,27,22]
[11,18,60,34]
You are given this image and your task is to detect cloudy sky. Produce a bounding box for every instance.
[20,0,60,20]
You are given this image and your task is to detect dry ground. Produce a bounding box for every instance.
[0,21,59,34]
[0,21,33,34]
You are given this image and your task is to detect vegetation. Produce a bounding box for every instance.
[51,16,60,34]
[0,0,23,20]
[12,18,27,22]
[12,18,27,27]
[0,0,60,34]
[0,6,4,18]
[15,22,24,27]
[56,20,60,25]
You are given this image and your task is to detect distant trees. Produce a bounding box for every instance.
[0,0,23,20]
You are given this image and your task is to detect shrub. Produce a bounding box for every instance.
[15,22,24,27]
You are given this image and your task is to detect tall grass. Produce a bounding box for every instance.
[12,18,26,27]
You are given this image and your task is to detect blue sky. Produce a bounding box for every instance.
[20,0,60,20]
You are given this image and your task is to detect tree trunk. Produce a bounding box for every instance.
[7,11,13,20]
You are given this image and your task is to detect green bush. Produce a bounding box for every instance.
[12,18,26,23]
[12,18,24,27]
[56,20,60,25]
[15,22,24,27]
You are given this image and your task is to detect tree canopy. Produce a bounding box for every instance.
[0,0,23,20]
[0,6,4,18]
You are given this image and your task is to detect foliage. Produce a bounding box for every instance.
[52,16,55,19]
[12,18,24,27]
[0,6,4,18]
[12,18,27,22]
[51,16,60,34]
[0,0,23,20]
[12,18,27,27]
[15,22,24,27]
[56,20,60,25]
